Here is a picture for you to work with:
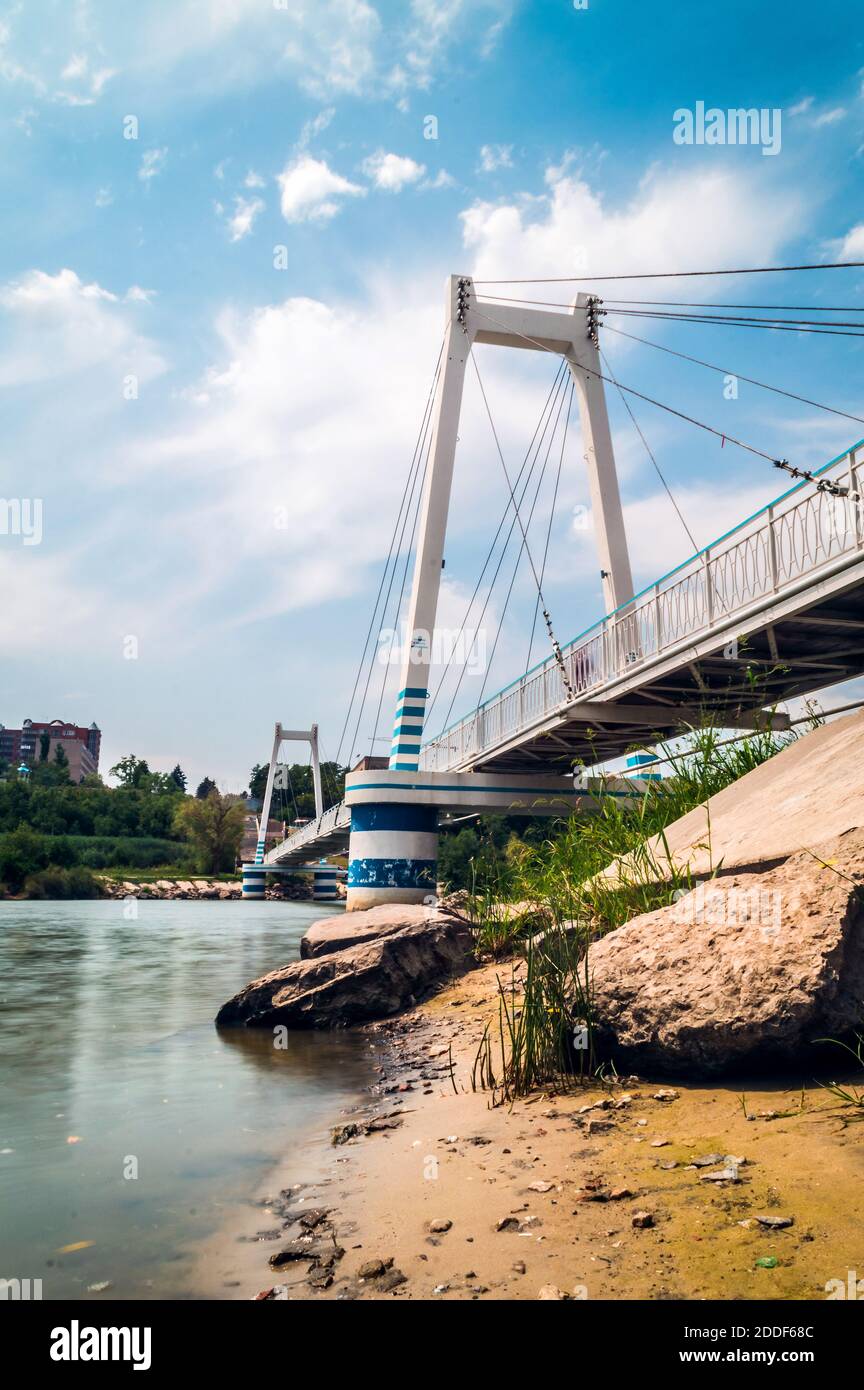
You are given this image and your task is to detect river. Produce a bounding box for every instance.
[0,899,372,1300]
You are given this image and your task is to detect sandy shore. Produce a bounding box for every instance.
[195,958,864,1302]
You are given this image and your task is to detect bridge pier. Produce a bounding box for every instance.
[346,802,439,910]
[342,768,634,910]
[312,861,342,902]
[241,864,267,899]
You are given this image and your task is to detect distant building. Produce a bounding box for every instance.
[351,755,389,771]
[0,719,102,781]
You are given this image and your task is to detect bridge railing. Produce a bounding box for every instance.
[421,443,862,771]
[264,800,350,862]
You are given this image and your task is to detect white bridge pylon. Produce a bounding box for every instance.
[254,722,323,865]
[389,274,634,771]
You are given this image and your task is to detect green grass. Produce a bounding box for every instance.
[816,1035,864,1123]
[471,918,596,1105]
[98,867,240,883]
[465,715,815,1101]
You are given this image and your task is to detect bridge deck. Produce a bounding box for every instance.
[420,442,864,774]
[266,441,864,865]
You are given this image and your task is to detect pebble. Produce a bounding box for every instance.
[511,1261,526,1274]
[653,1089,679,1102]
[496,1216,521,1232]
[528,1181,554,1193]
[755,1214,794,1229]
[699,1166,741,1183]
[538,1284,568,1300]
[428,1219,452,1233]
[632,1211,655,1229]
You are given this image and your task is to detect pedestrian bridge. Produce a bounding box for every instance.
[264,436,864,869]
[252,273,863,903]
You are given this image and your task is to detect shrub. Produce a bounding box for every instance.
[23,865,103,900]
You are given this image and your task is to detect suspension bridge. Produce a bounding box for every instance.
[242,265,864,908]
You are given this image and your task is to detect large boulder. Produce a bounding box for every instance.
[301,904,430,959]
[216,908,473,1029]
[587,829,864,1076]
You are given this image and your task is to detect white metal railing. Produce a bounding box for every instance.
[421,444,863,772]
[265,801,350,862]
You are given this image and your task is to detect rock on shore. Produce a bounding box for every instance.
[587,828,864,1075]
[99,877,244,901]
[216,906,474,1029]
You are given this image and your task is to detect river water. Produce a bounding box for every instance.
[0,900,372,1300]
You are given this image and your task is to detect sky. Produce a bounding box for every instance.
[0,0,863,791]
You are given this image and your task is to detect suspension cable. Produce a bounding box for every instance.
[604,308,864,339]
[473,260,864,285]
[474,375,573,712]
[477,291,864,315]
[425,358,570,725]
[526,381,573,672]
[599,346,698,551]
[430,362,571,731]
[346,361,438,765]
[367,395,435,758]
[602,324,864,427]
[335,333,444,767]
[468,345,574,699]
[471,306,783,464]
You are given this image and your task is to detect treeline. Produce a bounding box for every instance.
[0,749,349,899]
[248,760,346,819]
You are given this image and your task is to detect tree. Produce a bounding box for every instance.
[110,755,150,789]
[53,744,69,770]
[39,731,50,762]
[174,790,246,875]
[195,776,217,799]
[169,764,187,792]
[0,825,50,892]
[248,763,268,800]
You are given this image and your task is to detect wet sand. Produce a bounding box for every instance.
[195,959,864,1302]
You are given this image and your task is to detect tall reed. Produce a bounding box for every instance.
[468,714,814,1101]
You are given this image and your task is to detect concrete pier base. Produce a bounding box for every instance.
[313,861,342,902]
[241,864,267,899]
[346,803,438,911]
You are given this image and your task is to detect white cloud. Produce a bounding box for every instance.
[227,194,265,242]
[788,96,814,117]
[244,169,266,189]
[0,0,513,111]
[362,150,426,191]
[461,162,805,285]
[814,107,846,127]
[139,147,167,182]
[297,108,335,149]
[839,223,864,258]
[277,155,364,222]
[478,142,513,173]
[122,283,445,621]
[402,0,514,89]
[422,169,457,190]
[0,268,165,388]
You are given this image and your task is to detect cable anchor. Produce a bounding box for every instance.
[585,294,605,346]
[456,276,471,331]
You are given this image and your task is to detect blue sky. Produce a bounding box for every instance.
[1,0,863,789]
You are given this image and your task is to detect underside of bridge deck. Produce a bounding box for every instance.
[467,573,864,774]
